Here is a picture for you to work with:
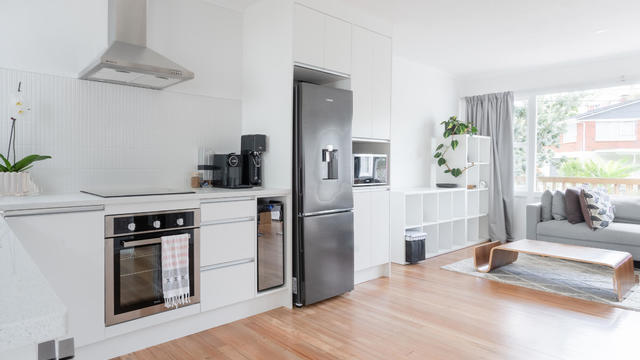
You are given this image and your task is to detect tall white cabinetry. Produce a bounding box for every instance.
[293,4,352,75]
[390,135,492,264]
[353,188,390,282]
[351,26,392,140]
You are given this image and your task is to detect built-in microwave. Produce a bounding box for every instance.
[353,153,388,186]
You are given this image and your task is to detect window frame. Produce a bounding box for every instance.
[514,80,640,197]
[594,120,636,142]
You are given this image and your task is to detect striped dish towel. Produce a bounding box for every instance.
[161,233,191,308]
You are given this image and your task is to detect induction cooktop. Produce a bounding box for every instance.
[81,188,196,198]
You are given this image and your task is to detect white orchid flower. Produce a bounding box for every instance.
[11,93,30,120]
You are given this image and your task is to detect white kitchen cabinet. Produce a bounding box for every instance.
[351,26,392,140]
[293,4,352,75]
[371,33,392,140]
[351,26,373,138]
[200,261,255,312]
[293,4,324,69]
[353,189,390,272]
[353,191,372,271]
[370,190,390,265]
[5,207,105,347]
[201,219,255,266]
[324,16,352,75]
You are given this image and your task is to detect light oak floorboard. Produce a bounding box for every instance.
[115,246,640,360]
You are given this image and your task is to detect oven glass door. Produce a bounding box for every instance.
[109,228,195,323]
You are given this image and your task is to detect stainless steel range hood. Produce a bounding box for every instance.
[80,0,194,90]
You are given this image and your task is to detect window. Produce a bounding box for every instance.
[514,83,640,195]
[595,121,636,141]
[513,99,528,190]
[563,119,577,143]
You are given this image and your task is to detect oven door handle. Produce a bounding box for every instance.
[121,234,190,248]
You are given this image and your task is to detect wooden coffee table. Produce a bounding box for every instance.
[474,239,638,301]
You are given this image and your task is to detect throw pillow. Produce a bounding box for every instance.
[552,191,567,220]
[540,190,553,222]
[579,188,614,230]
[565,187,585,224]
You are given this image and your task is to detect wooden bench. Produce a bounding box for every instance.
[474,239,638,301]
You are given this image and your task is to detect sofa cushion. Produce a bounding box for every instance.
[541,190,553,221]
[579,188,614,230]
[565,188,584,224]
[537,220,640,247]
[552,191,566,220]
[611,196,640,224]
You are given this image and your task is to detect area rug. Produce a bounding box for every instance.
[442,253,640,311]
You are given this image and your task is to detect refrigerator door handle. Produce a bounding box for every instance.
[301,208,354,217]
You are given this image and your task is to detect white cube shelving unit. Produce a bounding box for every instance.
[390,135,491,264]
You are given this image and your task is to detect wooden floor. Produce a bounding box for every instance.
[115,246,640,360]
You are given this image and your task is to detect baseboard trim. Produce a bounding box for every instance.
[354,263,390,285]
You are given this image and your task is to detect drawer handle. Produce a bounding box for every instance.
[1,205,105,217]
[201,216,255,226]
[201,258,254,272]
[201,197,254,204]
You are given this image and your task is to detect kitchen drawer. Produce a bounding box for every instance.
[201,260,254,312]
[201,219,255,266]
[201,198,255,222]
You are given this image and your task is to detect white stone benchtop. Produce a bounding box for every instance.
[0,187,290,212]
[0,216,66,353]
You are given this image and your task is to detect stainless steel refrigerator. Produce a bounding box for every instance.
[293,82,354,307]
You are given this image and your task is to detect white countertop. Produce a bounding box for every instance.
[0,187,291,212]
[0,216,66,352]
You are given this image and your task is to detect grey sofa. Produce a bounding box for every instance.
[527,196,640,259]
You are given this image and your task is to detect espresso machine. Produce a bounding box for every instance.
[241,134,267,186]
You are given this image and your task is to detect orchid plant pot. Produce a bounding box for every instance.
[0,172,38,196]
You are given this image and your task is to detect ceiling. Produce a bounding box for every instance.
[203,0,258,12]
[342,0,640,77]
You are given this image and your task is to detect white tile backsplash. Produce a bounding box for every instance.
[0,68,241,193]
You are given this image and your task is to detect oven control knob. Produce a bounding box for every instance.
[127,222,136,232]
[153,220,161,229]
[176,218,184,226]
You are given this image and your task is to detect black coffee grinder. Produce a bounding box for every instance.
[241,134,266,186]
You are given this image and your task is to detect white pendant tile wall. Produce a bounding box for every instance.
[0,68,241,193]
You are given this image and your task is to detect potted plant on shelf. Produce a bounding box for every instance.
[1,82,51,196]
[433,116,477,184]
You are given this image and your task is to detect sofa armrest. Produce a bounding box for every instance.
[526,203,542,240]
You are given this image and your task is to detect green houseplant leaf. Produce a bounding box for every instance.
[433,115,478,178]
[0,154,11,171]
[11,154,52,172]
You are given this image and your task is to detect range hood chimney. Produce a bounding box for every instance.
[80,0,194,90]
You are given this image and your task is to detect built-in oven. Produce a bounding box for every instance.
[105,209,200,326]
[353,153,388,186]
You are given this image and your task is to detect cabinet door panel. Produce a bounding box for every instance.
[351,26,373,138]
[353,191,372,271]
[371,33,392,140]
[201,220,255,266]
[293,4,325,68]
[201,262,254,311]
[371,190,390,266]
[6,211,105,347]
[324,16,351,74]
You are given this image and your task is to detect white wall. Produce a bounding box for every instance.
[0,0,244,193]
[390,56,458,188]
[242,0,294,189]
